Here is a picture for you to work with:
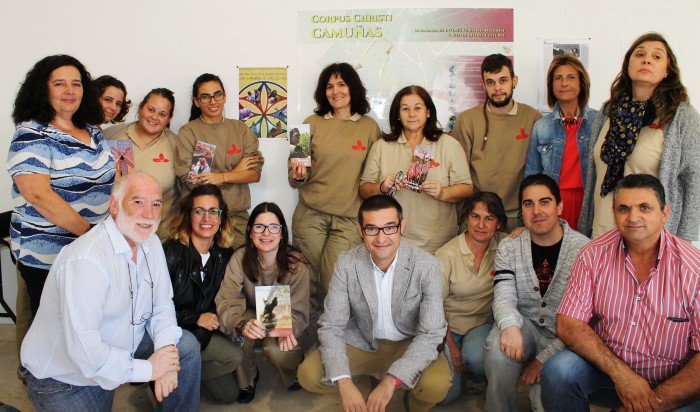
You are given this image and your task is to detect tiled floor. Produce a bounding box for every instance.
[0,324,605,411]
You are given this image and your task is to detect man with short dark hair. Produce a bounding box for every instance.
[542,174,700,411]
[20,172,201,411]
[452,54,542,230]
[483,174,588,411]
[298,195,451,412]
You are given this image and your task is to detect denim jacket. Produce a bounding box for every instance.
[525,103,597,185]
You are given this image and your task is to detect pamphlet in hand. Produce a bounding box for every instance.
[187,141,216,183]
[403,146,434,192]
[255,285,293,338]
[287,124,311,167]
[106,140,135,177]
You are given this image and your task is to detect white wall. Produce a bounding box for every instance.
[1,0,698,222]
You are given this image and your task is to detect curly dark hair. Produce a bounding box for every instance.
[313,63,370,117]
[189,73,225,121]
[242,202,306,283]
[384,85,443,142]
[12,55,103,127]
[93,75,131,123]
[604,32,688,127]
[167,184,234,248]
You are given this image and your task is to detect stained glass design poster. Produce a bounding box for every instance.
[239,67,288,138]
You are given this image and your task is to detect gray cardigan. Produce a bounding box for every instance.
[492,220,588,363]
[578,103,700,240]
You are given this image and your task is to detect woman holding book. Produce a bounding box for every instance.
[176,73,263,249]
[216,202,310,403]
[359,85,473,253]
[163,184,242,404]
[104,88,178,239]
[288,63,381,342]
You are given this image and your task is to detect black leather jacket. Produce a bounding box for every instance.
[163,239,234,350]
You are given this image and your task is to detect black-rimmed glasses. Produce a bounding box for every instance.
[361,225,400,236]
[388,171,404,198]
[192,208,222,218]
[252,224,282,234]
[197,91,226,104]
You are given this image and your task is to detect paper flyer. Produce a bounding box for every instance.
[106,140,135,177]
[239,67,288,138]
[287,124,311,167]
[187,141,216,183]
[403,146,434,192]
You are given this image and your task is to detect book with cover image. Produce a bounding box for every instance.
[255,285,293,338]
[403,145,434,192]
[187,141,216,183]
[287,124,311,167]
[106,140,135,178]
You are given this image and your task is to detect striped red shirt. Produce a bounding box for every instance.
[559,228,700,384]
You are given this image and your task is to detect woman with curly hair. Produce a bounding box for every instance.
[93,75,131,126]
[7,54,115,316]
[162,184,242,404]
[579,32,700,241]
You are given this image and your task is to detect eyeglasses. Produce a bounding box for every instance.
[388,171,404,198]
[252,224,283,234]
[192,208,222,218]
[361,225,400,236]
[128,250,154,326]
[197,91,226,104]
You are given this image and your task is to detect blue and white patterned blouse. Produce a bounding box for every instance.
[6,120,116,270]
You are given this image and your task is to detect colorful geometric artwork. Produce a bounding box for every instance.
[239,67,288,138]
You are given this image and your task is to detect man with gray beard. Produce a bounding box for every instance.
[20,171,200,411]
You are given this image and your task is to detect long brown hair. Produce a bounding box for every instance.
[242,202,306,283]
[604,32,688,127]
[167,184,234,248]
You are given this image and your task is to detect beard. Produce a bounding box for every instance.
[115,211,159,246]
[487,90,513,108]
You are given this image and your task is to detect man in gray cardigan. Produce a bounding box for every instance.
[483,174,589,411]
[298,195,451,412]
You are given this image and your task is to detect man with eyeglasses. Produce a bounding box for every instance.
[483,174,588,411]
[20,171,200,411]
[298,195,451,412]
[542,174,700,411]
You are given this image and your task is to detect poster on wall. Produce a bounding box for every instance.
[239,67,288,138]
[538,37,591,112]
[297,8,514,132]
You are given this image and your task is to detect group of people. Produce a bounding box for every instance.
[6,30,700,412]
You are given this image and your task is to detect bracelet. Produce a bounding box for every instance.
[234,319,250,346]
[379,180,389,194]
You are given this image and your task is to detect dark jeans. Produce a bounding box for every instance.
[17,262,49,316]
[22,330,201,411]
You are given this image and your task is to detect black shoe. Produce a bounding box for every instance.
[287,378,302,391]
[237,369,260,404]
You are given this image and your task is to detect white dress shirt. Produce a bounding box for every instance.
[372,252,409,341]
[20,216,182,390]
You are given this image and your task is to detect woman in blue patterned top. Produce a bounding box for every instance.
[7,55,116,316]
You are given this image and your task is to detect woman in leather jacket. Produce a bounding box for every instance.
[163,184,242,404]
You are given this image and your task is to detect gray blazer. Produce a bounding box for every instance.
[492,220,588,363]
[318,240,446,388]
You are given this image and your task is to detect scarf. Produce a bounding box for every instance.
[599,94,656,196]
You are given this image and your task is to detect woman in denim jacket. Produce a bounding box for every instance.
[525,54,597,230]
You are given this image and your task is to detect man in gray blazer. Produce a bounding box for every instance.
[298,195,451,412]
[483,174,589,412]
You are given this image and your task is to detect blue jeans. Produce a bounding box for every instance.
[23,330,201,412]
[441,322,492,405]
[542,349,700,412]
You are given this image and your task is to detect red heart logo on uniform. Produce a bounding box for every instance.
[351,140,366,151]
[227,144,242,154]
[516,128,529,140]
[153,153,169,163]
[430,160,440,168]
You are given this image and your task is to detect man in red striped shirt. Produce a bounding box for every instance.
[542,174,700,411]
